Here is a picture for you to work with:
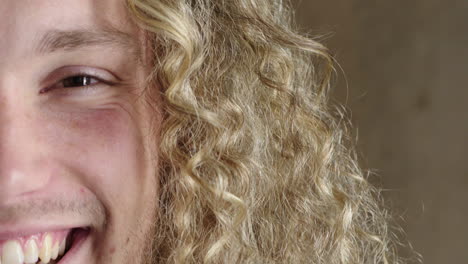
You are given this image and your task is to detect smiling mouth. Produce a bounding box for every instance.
[0,227,89,264]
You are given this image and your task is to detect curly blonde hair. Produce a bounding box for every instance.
[126,0,404,263]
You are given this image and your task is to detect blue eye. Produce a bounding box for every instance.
[61,75,99,88]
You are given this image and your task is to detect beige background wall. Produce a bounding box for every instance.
[294,1,468,263]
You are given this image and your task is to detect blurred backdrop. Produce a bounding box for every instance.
[294,1,468,263]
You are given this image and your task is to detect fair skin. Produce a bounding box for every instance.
[0,1,159,264]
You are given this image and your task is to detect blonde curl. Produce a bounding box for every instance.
[126,0,406,263]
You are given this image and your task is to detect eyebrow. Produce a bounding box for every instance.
[35,28,142,62]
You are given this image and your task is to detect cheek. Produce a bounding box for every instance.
[40,107,149,211]
[37,106,158,261]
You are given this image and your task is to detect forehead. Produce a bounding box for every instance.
[0,0,131,29]
[0,0,137,61]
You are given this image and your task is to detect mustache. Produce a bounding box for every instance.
[0,194,106,226]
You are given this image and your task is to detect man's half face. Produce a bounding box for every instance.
[0,1,159,263]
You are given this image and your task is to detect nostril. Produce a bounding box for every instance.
[0,156,55,202]
[0,168,49,201]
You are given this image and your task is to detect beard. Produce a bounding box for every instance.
[129,192,161,264]
[139,219,158,264]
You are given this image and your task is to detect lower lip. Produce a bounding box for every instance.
[57,228,90,264]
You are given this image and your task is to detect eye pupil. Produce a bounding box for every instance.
[63,76,93,87]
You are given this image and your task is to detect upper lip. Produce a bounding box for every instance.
[0,205,92,240]
[0,225,84,241]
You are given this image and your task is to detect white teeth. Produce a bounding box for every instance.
[24,239,39,263]
[1,240,24,264]
[0,232,70,264]
[51,242,59,260]
[39,233,52,263]
[58,239,66,256]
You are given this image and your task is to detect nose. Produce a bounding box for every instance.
[0,94,50,202]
